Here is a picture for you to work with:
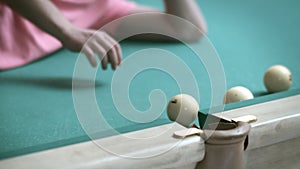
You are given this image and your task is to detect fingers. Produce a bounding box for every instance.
[107,50,118,70]
[82,45,97,67]
[102,53,108,70]
[85,31,122,70]
[89,42,108,70]
[102,39,118,70]
[103,34,122,65]
[96,33,122,70]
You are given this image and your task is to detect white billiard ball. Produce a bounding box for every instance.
[264,65,292,93]
[167,94,199,127]
[224,86,254,104]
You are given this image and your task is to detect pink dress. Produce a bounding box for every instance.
[0,0,136,70]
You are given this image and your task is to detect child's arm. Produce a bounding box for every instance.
[116,0,207,41]
[1,0,121,69]
[164,0,207,34]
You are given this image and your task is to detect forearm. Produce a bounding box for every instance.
[164,0,207,33]
[1,0,122,69]
[2,0,73,42]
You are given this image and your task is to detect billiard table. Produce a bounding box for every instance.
[0,0,300,169]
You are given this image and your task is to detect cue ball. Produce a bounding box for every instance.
[264,65,292,93]
[167,94,199,127]
[224,86,254,104]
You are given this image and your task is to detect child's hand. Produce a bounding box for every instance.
[62,27,122,70]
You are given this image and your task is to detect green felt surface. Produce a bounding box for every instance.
[1,0,300,159]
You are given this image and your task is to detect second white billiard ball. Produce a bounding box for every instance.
[167,94,199,127]
[224,86,254,104]
[264,65,292,93]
